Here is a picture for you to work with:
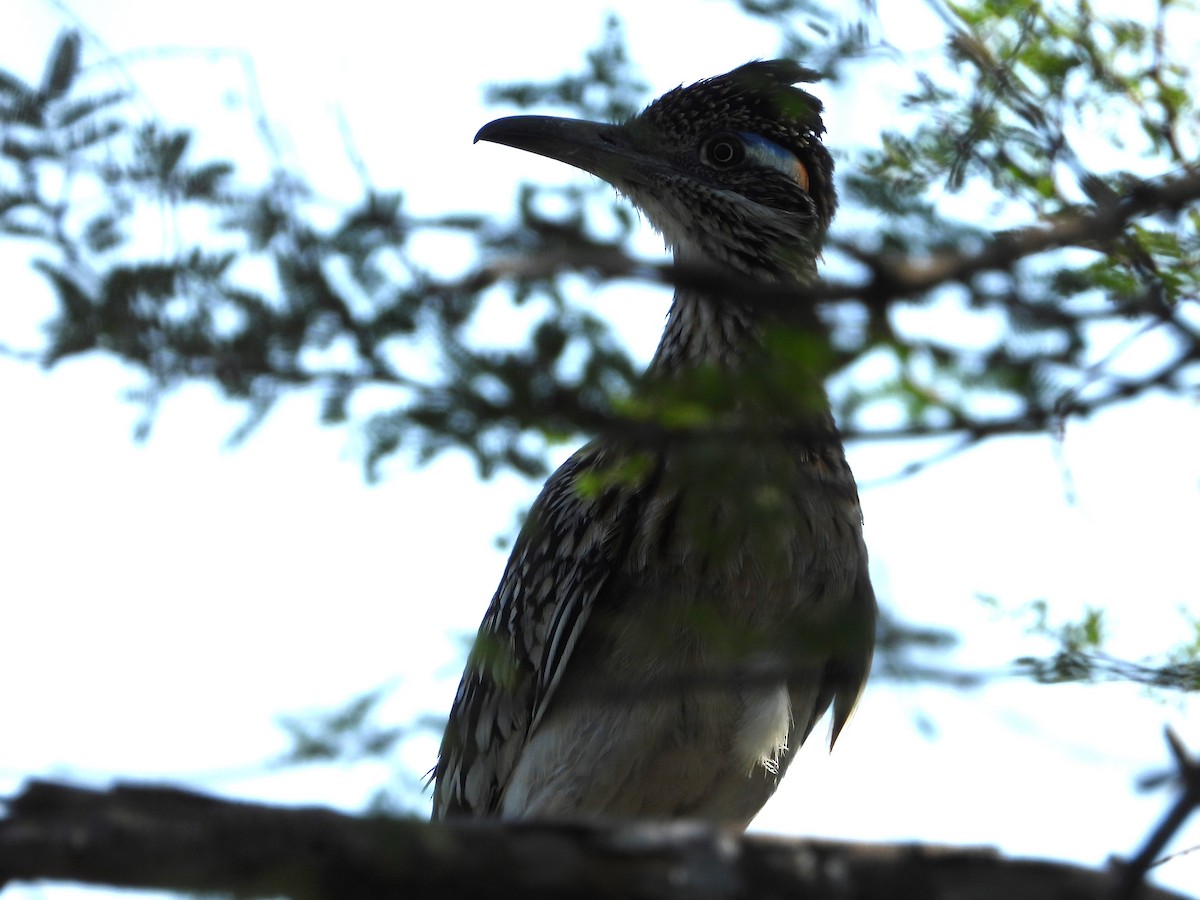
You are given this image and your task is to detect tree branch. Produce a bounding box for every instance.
[1116,728,1200,899]
[445,165,1200,307]
[0,780,1191,900]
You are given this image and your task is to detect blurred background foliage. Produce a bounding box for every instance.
[2,0,1198,786]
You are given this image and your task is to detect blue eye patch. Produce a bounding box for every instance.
[739,132,810,192]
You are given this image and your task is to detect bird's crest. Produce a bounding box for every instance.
[637,60,835,229]
[640,60,827,140]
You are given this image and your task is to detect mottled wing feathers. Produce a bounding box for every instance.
[431,444,642,817]
[809,556,877,749]
[828,559,877,746]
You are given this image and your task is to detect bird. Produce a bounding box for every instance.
[431,60,876,827]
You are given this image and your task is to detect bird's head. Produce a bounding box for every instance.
[476,60,836,283]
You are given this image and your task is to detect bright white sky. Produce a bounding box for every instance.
[2,1,1198,897]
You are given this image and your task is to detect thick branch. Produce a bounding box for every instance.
[0,780,1190,900]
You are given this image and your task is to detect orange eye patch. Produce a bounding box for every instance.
[793,160,810,193]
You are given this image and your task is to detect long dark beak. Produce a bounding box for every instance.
[475,115,662,187]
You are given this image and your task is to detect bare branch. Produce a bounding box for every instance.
[1116,728,1200,899]
[0,780,1192,900]
[445,166,1200,308]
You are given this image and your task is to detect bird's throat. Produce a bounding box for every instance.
[649,286,759,373]
[641,287,839,458]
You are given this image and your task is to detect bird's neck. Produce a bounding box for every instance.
[642,253,840,444]
[647,285,759,373]
[646,244,766,374]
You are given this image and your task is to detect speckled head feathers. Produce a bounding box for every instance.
[475,61,838,280]
[636,60,836,227]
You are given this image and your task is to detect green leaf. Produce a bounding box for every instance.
[0,68,34,100]
[64,119,124,153]
[53,89,127,127]
[160,131,190,178]
[40,31,81,101]
[83,213,124,253]
[183,161,234,199]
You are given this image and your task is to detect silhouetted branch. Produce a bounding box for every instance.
[444,165,1200,307]
[1116,729,1200,899]
[0,780,1191,900]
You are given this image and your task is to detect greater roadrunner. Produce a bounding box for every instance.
[432,60,876,826]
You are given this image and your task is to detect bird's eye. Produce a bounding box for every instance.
[702,133,746,169]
